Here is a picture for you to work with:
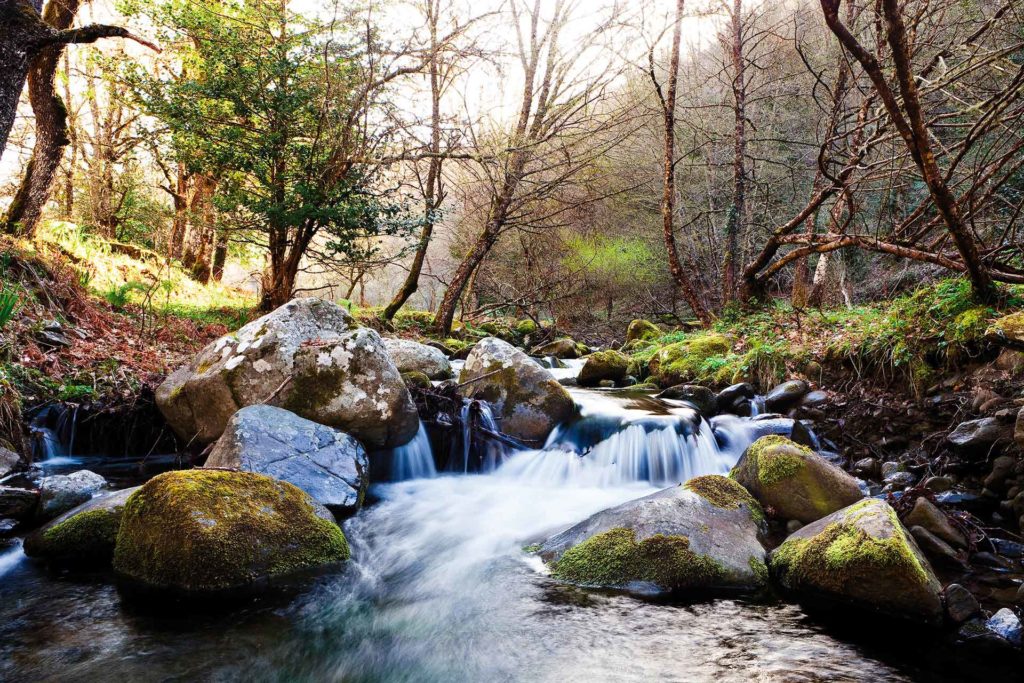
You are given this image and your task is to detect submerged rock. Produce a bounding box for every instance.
[459,337,575,443]
[730,435,863,524]
[383,338,454,380]
[113,470,348,596]
[24,487,138,565]
[37,470,106,521]
[205,405,368,517]
[578,350,629,387]
[538,476,767,594]
[769,498,943,624]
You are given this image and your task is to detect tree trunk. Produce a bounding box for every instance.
[211,229,227,282]
[721,0,745,306]
[182,173,215,283]
[2,0,81,237]
[433,224,498,335]
[659,0,712,326]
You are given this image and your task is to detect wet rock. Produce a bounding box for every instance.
[578,350,629,387]
[716,383,755,412]
[904,497,965,548]
[598,380,615,388]
[798,390,828,409]
[529,338,579,359]
[0,485,39,520]
[853,458,880,479]
[538,476,768,594]
[934,490,980,507]
[972,552,1014,570]
[909,526,963,567]
[657,384,717,415]
[0,446,20,478]
[24,487,138,565]
[947,417,1013,457]
[157,298,417,449]
[924,476,954,493]
[769,498,943,624]
[383,338,454,380]
[991,538,1024,559]
[37,470,105,521]
[731,435,863,524]
[985,608,1022,647]
[944,584,980,624]
[763,380,809,412]
[204,405,368,517]
[460,337,575,443]
[113,470,349,596]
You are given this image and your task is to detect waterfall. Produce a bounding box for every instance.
[391,421,437,481]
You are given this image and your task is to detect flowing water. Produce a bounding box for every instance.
[0,366,995,681]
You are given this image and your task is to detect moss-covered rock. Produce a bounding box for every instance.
[401,370,433,390]
[578,350,629,387]
[769,498,943,624]
[986,311,1024,351]
[731,435,863,524]
[459,337,575,443]
[113,470,348,596]
[529,338,579,359]
[24,487,138,565]
[539,481,767,594]
[646,334,731,387]
[515,319,539,336]
[624,319,662,346]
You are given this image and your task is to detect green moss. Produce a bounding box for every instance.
[515,319,539,335]
[522,543,541,553]
[113,470,349,594]
[649,333,731,386]
[401,370,432,390]
[625,319,662,344]
[551,527,724,590]
[579,350,629,386]
[746,435,808,487]
[684,474,765,525]
[748,556,769,586]
[25,508,122,563]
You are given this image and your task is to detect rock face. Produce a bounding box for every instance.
[459,337,575,443]
[37,470,106,521]
[578,350,629,387]
[529,338,579,359]
[113,470,348,596]
[947,417,1013,457]
[769,498,943,624]
[382,338,454,380]
[156,298,419,449]
[24,487,138,564]
[205,405,368,517]
[731,435,863,524]
[539,476,767,594]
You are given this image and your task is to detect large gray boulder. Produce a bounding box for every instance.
[156,298,418,449]
[383,338,454,380]
[769,498,943,624]
[205,405,368,517]
[459,337,575,443]
[24,486,138,564]
[37,470,106,521]
[538,476,768,594]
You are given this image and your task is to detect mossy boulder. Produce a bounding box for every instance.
[382,337,454,380]
[529,338,579,359]
[986,311,1024,351]
[459,337,575,443]
[113,470,348,596]
[515,319,539,336]
[24,487,138,565]
[578,350,629,387]
[769,498,943,624]
[538,478,767,594]
[624,319,662,346]
[401,370,433,390]
[731,435,863,524]
[647,334,731,387]
[657,384,717,415]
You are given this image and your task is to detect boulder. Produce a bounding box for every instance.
[731,435,863,524]
[986,311,1024,351]
[716,383,755,413]
[401,370,433,390]
[0,445,20,478]
[624,319,661,345]
[459,337,575,443]
[113,470,348,596]
[947,417,1013,457]
[769,498,943,624]
[204,405,368,517]
[539,476,767,594]
[647,334,731,387]
[763,380,809,412]
[578,350,629,387]
[529,338,579,359]
[382,338,454,380]
[156,298,419,449]
[657,384,717,416]
[24,487,138,565]
[37,470,106,521]
[0,485,38,520]
[904,496,966,548]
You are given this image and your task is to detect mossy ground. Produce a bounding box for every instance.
[113,470,349,594]
[551,527,724,590]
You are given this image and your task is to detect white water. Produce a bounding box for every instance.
[0,541,25,579]
[390,421,437,481]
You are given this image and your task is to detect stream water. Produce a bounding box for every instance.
[0,363,997,681]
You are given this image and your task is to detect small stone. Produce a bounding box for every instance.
[853,457,880,478]
[972,551,1014,570]
[984,456,1017,493]
[798,390,828,409]
[947,417,1013,457]
[904,497,966,548]
[716,382,755,413]
[910,526,962,567]
[883,471,917,489]
[0,446,20,478]
[944,584,981,624]
[763,380,809,412]
[881,461,903,479]
[985,608,1022,646]
[990,538,1024,559]
[924,476,954,493]
[598,379,616,388]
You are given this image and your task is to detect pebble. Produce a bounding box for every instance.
[944,584,980,624]
[985,608,1022,647]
